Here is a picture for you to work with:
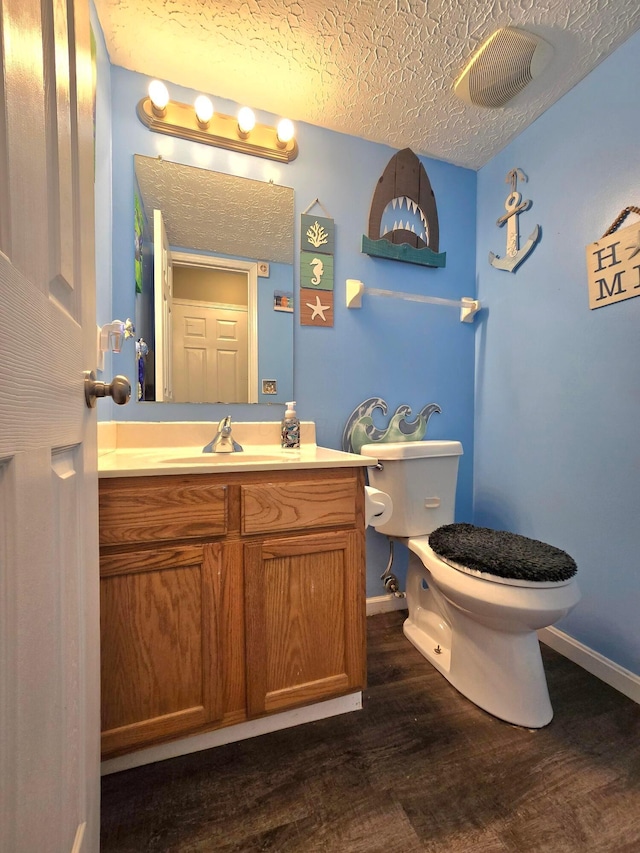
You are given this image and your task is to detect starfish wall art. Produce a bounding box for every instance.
[300,207,335,327]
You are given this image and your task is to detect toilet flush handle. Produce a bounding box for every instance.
[424,497,441,508]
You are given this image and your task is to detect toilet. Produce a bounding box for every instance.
[360,440,580,728]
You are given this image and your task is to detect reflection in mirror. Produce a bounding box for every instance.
[170,253,255,403]
[133,155,294,404]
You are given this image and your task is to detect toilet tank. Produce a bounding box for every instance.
[360,441,463,537]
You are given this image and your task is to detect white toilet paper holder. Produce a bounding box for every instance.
[364,485,393,528]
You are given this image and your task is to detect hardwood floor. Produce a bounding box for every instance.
[101,611,640,852]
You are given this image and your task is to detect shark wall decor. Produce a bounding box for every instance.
[362,148,446,268]
[489,168,540,272]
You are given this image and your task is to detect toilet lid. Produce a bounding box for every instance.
[428,523,577,584]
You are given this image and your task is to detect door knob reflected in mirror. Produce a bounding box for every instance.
[84,370,131,408]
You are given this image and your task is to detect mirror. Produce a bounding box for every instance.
[133,155,295,403]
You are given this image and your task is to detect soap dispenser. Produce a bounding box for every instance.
[281,401,301,449]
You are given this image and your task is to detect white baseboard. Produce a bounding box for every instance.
[101,691,362,776]
[368,599,639,706]
[366,593,408,616]
[538,626,640,705]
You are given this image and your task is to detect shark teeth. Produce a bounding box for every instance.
[381,197,429,243]
[391,196,422,213]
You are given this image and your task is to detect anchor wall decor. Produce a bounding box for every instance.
[489,168,540,273]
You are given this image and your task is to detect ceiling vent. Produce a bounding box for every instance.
[454,27,553,108]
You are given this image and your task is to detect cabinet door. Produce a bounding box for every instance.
[100,543,223,757]
[244,531,366,716]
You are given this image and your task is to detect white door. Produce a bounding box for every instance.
[172,299,249,402]
[154,208,174,401]
[171,252,259,403]
[0,2,100,852]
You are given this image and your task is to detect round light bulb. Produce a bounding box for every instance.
[276,118,295,145]
[194,95,214,126]
[237,107,256,136]
[148,80,169,115]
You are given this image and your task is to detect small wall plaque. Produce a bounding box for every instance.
[300,251,334,291]
[300,289,334,326]
[301,214,335,255]
[273,291,293,312]
[586,215,640,309]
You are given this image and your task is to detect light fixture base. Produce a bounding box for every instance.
[136,98,298,163]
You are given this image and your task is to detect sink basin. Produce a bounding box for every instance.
[161,453,288,465]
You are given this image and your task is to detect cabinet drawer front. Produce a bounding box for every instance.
[241,478,357,535]
[99,478,227,546]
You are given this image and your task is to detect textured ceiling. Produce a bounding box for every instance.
[95,0,640,170]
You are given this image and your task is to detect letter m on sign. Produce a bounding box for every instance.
[586,221,640,310]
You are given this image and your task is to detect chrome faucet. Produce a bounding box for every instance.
[203,415,243,453]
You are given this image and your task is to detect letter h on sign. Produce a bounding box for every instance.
[586,222,640,309]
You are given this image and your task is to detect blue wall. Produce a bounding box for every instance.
[99,65,477,596]
[475,30,640,674]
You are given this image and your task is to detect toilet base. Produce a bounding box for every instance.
[404,562,555,728]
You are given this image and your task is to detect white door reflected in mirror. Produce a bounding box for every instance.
[171,258,255,403]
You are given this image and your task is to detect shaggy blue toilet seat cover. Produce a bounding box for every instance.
[428,523,577,583]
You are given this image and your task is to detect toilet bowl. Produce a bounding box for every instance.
[360,440,580,728]
[405,537,580,727]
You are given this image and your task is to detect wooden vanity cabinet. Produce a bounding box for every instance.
[99,467,366,759]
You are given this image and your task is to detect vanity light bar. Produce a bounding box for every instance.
[136,94,299,163]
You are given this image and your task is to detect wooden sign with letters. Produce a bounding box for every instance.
[586,220,640,309]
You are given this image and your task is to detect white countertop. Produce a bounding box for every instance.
[98,444,372,477]
[97,421,372,478]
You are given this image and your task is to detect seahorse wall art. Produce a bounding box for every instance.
[362,148,446,268]
[342,397,442,454]
[300,210,335,326]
